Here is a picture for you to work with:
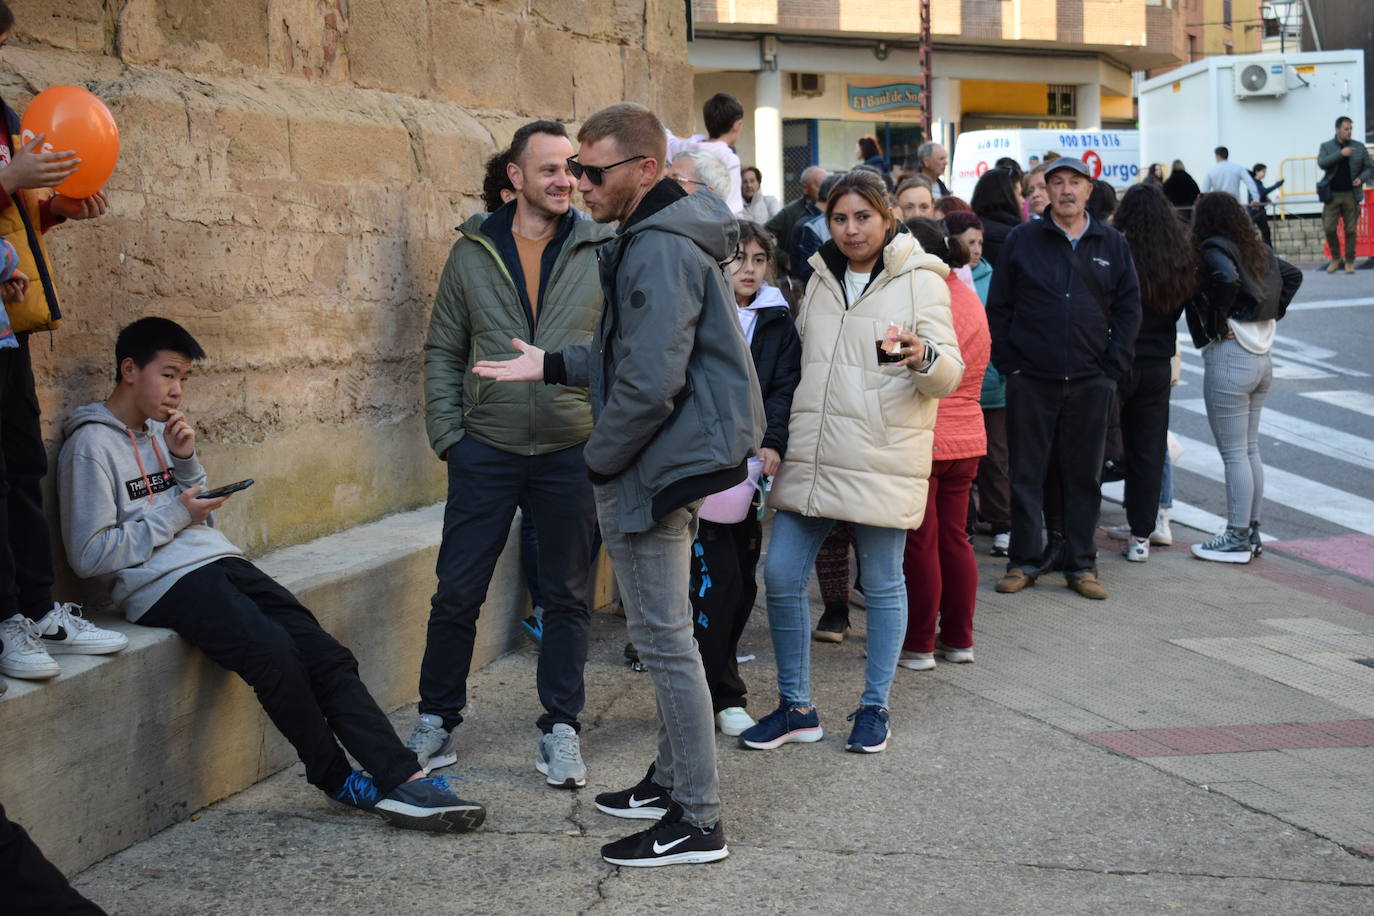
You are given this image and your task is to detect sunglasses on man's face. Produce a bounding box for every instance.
[567,155,646,186]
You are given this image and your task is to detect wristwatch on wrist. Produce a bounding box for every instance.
[911,341,936,371]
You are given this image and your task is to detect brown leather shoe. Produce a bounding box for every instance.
[1326,259,1343,273]
[1067,572,1108,600]
[995,568,1035,594]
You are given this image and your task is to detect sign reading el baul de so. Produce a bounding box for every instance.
[847,83,923,113]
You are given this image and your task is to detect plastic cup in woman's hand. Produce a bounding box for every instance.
[875,322,908,365]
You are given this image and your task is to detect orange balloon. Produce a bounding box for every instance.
[18,85,120,199]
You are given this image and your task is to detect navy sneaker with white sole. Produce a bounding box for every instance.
[738,701,823,750]
[601,804,728,868]
[375,774,486,832]
[594,763,672,820]
[844,705,891,754]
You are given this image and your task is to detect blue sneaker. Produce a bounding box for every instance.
[375,773,486,833]
[521,608,544,645]
[844,705,890,754]
[330,769,381,812]
[738,701,823,750]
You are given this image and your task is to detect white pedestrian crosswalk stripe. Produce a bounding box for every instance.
[1272,336,1370,379]
[1284,296,1374,312]
[1171,433,1374,536]
[1299,389,1374,420]
[1174,399,1374,471]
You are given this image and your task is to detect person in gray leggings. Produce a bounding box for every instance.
[1183,193,1302,563]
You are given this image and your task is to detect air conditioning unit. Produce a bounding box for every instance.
[1234,59,1288,98]
[790,73,825,99]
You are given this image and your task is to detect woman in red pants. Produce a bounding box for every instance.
[899,218,991,670]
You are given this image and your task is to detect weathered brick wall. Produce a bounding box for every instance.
[0,1,690,575]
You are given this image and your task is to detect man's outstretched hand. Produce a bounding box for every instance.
[472,338,546,382]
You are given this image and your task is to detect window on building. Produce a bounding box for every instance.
[1047,85,1076,117]
[1223,0,1232,25]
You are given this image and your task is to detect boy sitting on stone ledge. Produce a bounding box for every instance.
[56,316,484,833]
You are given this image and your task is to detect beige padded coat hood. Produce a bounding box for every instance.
[768,232,964,529]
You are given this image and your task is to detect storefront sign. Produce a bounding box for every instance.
[847,83,924,114]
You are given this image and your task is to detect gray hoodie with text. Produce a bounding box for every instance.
[58,403,242,621]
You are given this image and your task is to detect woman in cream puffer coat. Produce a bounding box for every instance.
[737,169,964,757]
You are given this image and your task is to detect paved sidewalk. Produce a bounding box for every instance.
[72,505,1374,914]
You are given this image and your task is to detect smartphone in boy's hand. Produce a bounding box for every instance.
[196,479,255,500]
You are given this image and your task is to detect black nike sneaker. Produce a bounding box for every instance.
[594,763,672,820]
[600,804,728,867]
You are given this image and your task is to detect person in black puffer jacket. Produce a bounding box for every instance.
[1183,192,1302,564]
[1108,185,1197,562]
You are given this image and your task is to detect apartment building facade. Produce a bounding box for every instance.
[686,0,1192,200]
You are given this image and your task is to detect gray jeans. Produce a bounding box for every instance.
[594,484,720,827]
[1202,338,1272,528]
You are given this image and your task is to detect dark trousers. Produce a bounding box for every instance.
[0,801,106,915]
[1006,373,1115,576]
[420,437,596,733]
[975,407,1011,532]
[1118,358,1173,538]
[689,516,762,712]
[142,558,419,797]
[0,338,55,620]
[1251,207,1271,247]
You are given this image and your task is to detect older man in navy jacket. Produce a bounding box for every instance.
[986,158,1141,600]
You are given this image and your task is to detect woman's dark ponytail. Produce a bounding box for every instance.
[904,217,970,269]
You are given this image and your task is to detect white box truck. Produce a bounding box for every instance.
[950,129,1140,202]
[1138,49,1366,216]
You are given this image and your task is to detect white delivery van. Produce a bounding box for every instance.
[950,129,1141,201]
[1138,49,1365,216]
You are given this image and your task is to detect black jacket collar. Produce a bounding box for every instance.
[818,225,907,305]
[1037,208,1101,241]
[480,199,578,246]
[621,178,687,232]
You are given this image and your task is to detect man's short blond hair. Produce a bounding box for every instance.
[577,103,667,165]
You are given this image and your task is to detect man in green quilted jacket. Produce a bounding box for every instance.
[408,120,613,791]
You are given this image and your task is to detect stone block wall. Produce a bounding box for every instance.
[0,0,690,581]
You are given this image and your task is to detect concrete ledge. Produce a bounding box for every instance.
[0,503,531,875]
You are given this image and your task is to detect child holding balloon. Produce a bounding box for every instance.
[0,0,124,684]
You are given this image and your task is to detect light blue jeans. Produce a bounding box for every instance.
[764,510,908,710]
[1202,338,1272,528]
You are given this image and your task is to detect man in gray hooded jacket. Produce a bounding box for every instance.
[474,102,764,868]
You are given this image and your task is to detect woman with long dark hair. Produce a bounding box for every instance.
[742,169,963,754]
[1108,185,1196,561]
[970,168,1022,269]
[1184,192,1302,563]
[898,218,989,670]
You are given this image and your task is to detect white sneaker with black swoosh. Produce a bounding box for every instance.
[600,805,728,867]
[593,763,672,820]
